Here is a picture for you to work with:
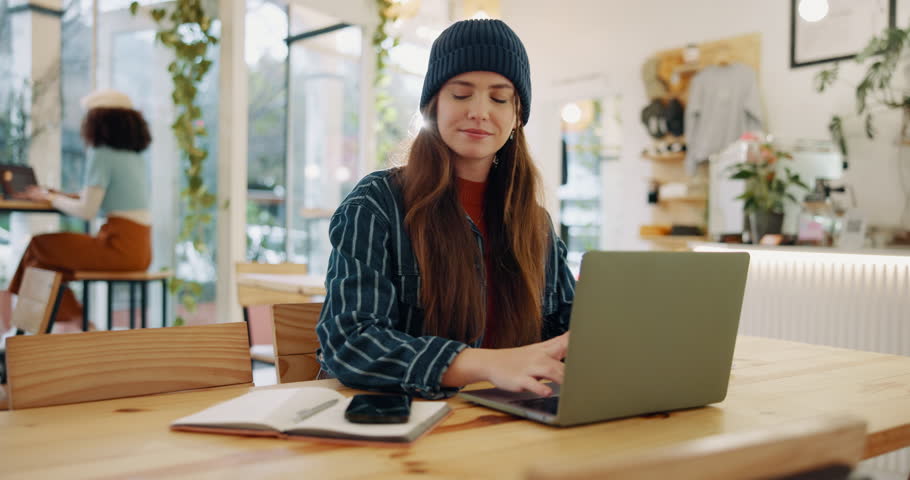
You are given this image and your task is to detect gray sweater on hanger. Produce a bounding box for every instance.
[684,63,763,175]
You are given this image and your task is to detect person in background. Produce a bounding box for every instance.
[10,89,152,327]
[317,19,575,400]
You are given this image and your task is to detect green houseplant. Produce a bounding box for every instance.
[130,0,218,324]
[815,22,910,157]
[729,141,809,242]
[815,20,910,230]
[373,0,402,169]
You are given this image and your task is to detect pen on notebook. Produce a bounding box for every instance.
[292,398,339,423]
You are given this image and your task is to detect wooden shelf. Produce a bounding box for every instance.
[656,196,707,206]
[641,235,709,242]
[643,152,685,163]
[248,190,285,205]
[639,235,708,242]
[640,234,709,251]
[300,208,335,219]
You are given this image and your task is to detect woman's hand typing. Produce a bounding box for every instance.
[441,331,570,397]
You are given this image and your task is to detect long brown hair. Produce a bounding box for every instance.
[398,95,549,348]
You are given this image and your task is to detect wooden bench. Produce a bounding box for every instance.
[73,270,171,331]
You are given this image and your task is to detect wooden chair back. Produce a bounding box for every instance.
[235,262,310,306]
[12,267,63,334]
[5,322,253,409]
[525,415,867,480]
[271,303,322,383]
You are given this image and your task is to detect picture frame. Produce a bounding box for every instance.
[897,0,910,29]
[790,0,896,68]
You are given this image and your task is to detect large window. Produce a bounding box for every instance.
[559,96,622,275]
[246,0,289,263]
[376,37,433,170]
[58,0,222,324]
[285,6,363,275]
[60,0,93,232]
[0,0,18,287]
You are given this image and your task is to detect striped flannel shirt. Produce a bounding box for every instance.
[317,169,576,399]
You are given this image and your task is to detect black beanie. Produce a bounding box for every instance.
[420,19,532,125]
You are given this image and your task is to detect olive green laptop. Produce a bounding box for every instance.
[459,250,750,427]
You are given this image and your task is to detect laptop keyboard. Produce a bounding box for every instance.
[511,396,560,414]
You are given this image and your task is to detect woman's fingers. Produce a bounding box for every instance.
[541,332,570,360]
[522,378,553,397]
[526,356,565,385]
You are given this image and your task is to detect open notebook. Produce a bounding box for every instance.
[171,387,450,444]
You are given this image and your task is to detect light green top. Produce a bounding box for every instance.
[84,146,149,215]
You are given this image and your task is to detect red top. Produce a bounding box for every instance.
[457,177,497,347]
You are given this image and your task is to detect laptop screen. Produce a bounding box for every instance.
[0,164,38,199]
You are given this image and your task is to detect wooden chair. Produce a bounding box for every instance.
[525,414,867,480]
[235,262,312,364]
[12,267,64,335]
[74,270,171,331]
[5,322,252,409]
[271,303,322,383]
[0,267,63,388]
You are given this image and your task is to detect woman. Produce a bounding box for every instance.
[10,89,152,326]
[317,19,575,400]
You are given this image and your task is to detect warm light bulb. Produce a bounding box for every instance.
[798,0,829,22]
[335,166,351,183]
[304,164,321,179]
[561,103,582,124]
[471,9,490,19]
[413,112,426,133]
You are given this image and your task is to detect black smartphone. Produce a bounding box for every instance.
[344,394,412,424]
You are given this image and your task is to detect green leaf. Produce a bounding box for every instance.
[865,113,876,139]
[730,170,756,180]
[829,115,847,157]
[181,295,197,313]
[129,2,139,15]
[814,64,839,93]
[151,8,167,23]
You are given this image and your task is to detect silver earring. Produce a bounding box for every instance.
[492,156,500,167]
[509,130,515,140]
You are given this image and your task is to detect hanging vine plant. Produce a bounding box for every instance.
[130,0,218,324]
[373,0,401,169]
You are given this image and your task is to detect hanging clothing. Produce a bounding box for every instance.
[684,63,763,175]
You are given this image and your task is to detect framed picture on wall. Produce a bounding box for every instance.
[790,0,896,68]
[897,0,910,28]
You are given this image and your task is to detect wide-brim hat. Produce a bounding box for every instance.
[80,89,134,110]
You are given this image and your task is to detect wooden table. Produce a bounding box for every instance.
[0,198,90,233]
[0,199,57,213]
[3,336,910,479]
[236,272,327,298]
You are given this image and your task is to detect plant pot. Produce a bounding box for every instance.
[744,211,784,244]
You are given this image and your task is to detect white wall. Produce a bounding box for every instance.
[505,0,909,248]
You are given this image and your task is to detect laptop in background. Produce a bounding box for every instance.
[0,164,38,200]
[459,250,750,427]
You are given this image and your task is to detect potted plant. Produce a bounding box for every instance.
[729,141,809,243]
[815,23,910,157]
[815,21,910,230]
